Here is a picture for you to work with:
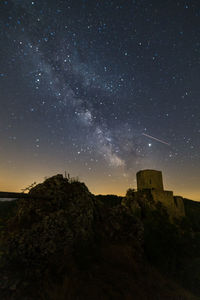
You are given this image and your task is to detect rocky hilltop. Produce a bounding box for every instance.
[0,174,200,300]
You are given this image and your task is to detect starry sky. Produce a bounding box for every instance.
[0,0,200,200]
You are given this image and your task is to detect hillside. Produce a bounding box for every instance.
[183,198,200,231]
[0,199,18,231]
[0,175,200,300]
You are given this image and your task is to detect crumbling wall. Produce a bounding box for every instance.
[151,190,185,217]
[151,190,174,211]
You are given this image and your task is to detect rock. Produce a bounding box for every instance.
[4,175,95,274]
[1,174,146,299]
[94,199,144,255]
[122,189,142,217]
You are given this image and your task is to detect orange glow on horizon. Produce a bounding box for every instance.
[0,170,199,202]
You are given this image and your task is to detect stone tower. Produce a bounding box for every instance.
[137,169,164,191]
[136,169,185,218]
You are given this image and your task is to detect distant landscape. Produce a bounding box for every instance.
[0,199,15,201]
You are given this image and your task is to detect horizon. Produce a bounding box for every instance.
[0,169,199,202]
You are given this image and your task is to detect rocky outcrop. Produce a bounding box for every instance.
[0,175,144,299]
[0,176,95,296]
[11,175,94,253]
[122,188,156,217]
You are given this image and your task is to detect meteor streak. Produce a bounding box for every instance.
[142,133,170,146]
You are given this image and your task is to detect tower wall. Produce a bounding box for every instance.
[137,170,164,191]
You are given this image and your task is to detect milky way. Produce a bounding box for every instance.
[1,0,200,199]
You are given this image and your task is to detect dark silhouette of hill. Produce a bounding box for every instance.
[95,194,123,206]
[183,198,200,230]
[0,199,18,230]
[0,175,200,299]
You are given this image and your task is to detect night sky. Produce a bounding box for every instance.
[0,0,200,200]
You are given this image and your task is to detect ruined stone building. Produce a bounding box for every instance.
[136,170,185,218]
